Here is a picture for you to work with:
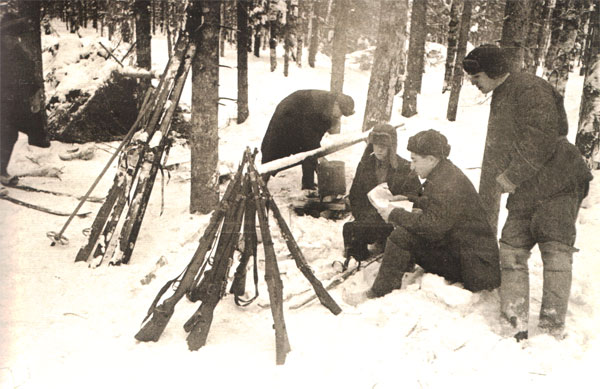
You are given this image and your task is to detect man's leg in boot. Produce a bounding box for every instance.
[301,157,317,190]
[369,227,414,298]
[499,242,531,341]
[0,121,19,184]
[538,241,575,336]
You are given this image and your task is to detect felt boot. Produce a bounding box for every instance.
[538,241,575,337]
[369,238,411,297]
[499,242,531,341]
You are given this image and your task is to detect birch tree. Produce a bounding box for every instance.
[576,2,600,169]
[443,0,461,93]
[499,0,531,72]
[401,0,427,117]
[447,0,472,121]
[330,0,351,94]
[363,0,409,129]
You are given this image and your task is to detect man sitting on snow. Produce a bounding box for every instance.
[365,130,500,298]
[343,123,421,267]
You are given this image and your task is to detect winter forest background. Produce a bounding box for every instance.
[1,1,599,388]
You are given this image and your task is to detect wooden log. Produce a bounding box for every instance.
[257,128,378,176]
[248,154,291,365]
[134,156,247,343]
[257,175,342,315]
[185,191,246,351]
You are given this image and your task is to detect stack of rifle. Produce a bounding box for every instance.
[75,31,195,266]
[135,149,342,365]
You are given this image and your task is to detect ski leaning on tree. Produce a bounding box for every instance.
[260,89,355,190]
[463,44,593,341]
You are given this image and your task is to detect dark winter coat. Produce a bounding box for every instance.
[389,159,501,291]
[486,72,592,210]
[1,19,44,139]
[349,150,421,223]
[261,90,344,163]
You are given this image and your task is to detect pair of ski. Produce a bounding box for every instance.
[75,33,195,267]
[0,183,102,217]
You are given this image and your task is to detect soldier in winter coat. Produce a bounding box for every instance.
[463,44,593,340]
[0,13,50,185]
[343,123,421,264]
[367,130,501,297]
[260,89,355,190]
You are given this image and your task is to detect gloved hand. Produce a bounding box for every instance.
[496,172,516,194]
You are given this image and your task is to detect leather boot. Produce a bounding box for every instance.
[369,238,411,297]
[499,242,531,340]
[538,241,575,335]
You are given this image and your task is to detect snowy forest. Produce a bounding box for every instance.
[1,0,599,388]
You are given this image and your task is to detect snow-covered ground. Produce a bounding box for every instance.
[1,23,599,389]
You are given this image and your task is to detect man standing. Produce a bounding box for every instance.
[366,130,500,298]
[260,89,355,190]
[1,13,50,185]
[463,44,593,340]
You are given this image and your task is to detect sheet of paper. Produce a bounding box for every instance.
[368,183,413,212]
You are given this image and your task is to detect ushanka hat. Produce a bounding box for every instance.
[407,129,451,159]
[366,123,400,168]
[463,44,510,79]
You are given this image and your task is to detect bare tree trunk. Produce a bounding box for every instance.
[284,0,299,77]
[254,25,262,57]
[190,0,220,214]
[576,3,600,169]
[401,0,427,117]
[308,0,321,68]
[443,0,462,94]
[500,0,531,72]
[330,0,351,94]
[535,0,556,70]
[363,0,409,129]
[544,0,585,96]
[237,0,250,124]
[523,0,546,73]
[447,0,472,121]
[269,21,277,72]
[134,0,152,70]
[220,2,226,57]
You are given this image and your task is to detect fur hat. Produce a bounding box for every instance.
[407,129,451,159]
[336,93,355,116]
[365,123,400,168]
[463,44,510,79]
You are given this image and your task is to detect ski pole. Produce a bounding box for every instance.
[47,86,155,246]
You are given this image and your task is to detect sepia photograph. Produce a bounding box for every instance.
[1,0,598,388]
